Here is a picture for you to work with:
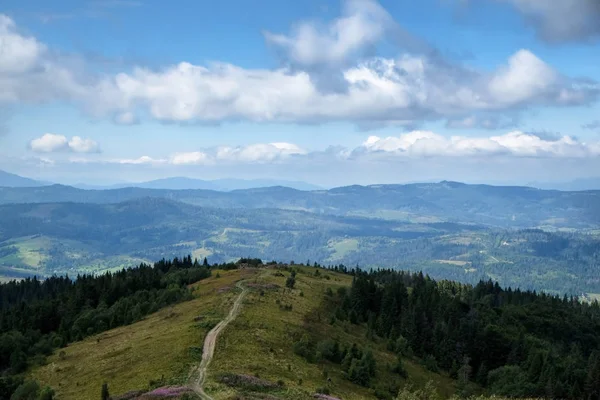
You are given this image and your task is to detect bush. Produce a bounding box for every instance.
[317,339,342,364]
[395,381,440,400]
[286,276,296,289]
[293,334,315,362]
[38,387,55,400]
[487,365,536,397]
[347,350,376,387]
[392,356,408,378]
[421,355,438,373]
[10,380,40,400]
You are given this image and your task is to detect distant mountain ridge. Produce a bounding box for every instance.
[527,177,600,191]
[0,170,48,187]
[1,180,599,228]
[73,177,323,191]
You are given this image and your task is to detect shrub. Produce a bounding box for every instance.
[286,276,296,289]
[421,355,439,373]
[293,334,315,362]
[10,380,40,400]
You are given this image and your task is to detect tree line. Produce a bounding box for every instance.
[328,268,600,399]
[0,255,211,399]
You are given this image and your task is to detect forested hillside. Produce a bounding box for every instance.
[0,256,211,399]
[326,267,600,399]
[0,198,599,295]
[3,259,599,399]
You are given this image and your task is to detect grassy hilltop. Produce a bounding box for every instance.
[31,266,455,400]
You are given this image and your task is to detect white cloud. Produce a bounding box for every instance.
[170,151,211,165]
[29,133,100,153]
[0,15,84,105]
[362,130,600,158]
[216,142,306,163]
[264,0,390,67]
[68,136,101,153]
[80,142,306,166]
[0,15,45,74]
[63,132,600,172]
[88,49,597,125]
[488,50,558,105]
[29,133,69,153]
[0,7,598,128]
[502,0,600,43]
[116,156,166,165]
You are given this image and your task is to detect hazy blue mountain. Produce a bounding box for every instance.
[0,170,48,187]
[0,181,599,228]
[73,177,321,191]
[125,177,222,190]
[528,177,600,191]
[212,178,322,191]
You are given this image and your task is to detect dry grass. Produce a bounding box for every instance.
[206,266,456,400]
[31,269,257,400]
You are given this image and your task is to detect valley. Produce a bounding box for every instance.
[0,184,599,295]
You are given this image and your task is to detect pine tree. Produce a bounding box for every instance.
[476,362,488,386]
[457,356,473,396]
[585,351,600,400]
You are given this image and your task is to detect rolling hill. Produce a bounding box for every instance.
[18,261,598,400]
[29,266,457,400]
[0,198,599,295]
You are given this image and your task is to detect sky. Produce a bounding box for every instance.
[0,0,599,186]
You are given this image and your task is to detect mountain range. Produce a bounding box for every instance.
[1,180,599,228]
[0,170,322,191]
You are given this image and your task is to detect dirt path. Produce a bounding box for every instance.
[189,280,248,400]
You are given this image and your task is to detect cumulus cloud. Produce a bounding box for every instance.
[64,133,600,171]
[0,15,85,105]
[88,49,597,125]
[29,133,100,153]
[29,134,68,153]
[361,130,600,158]
[77,142,307,166]
[170,151,211,165]
[116,156,166,165]
[502,0,600,43]
[0,6,598,128]
[263,0,390,68]
[68,136,101,153]
[215,142,306,163]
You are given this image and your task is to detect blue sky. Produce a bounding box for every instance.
[0,0,599,186]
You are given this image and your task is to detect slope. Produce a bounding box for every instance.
[30,266,456,400]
